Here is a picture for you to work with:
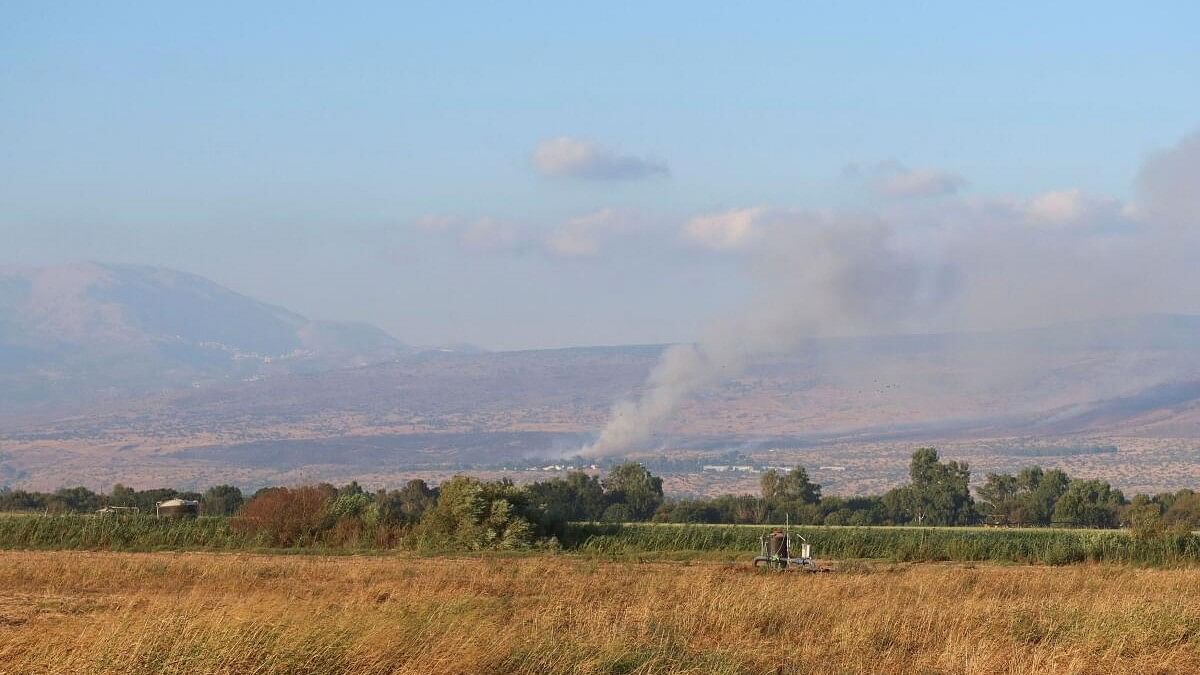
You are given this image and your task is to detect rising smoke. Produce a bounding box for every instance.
[581,213,958,456]
[581,129,1200,457]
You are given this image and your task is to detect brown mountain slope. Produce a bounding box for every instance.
[6,316,1200,493]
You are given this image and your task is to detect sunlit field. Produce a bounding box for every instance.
[2,550,1200,674]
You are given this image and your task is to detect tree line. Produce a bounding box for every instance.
[659,448,1200,531]
[0,483,244,516]
[0,463,670,549]
[4,448,1200,549]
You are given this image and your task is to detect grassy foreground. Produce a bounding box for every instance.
[2,550,1200,674]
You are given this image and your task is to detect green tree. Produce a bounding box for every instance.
[338,481,366,497]
[328,491,373,519]
[414,476,546,550]
[1020,467,1070,526]
[1164,490,1200,528]
[977,467,1073,527]
[898,448,975,525]
[760,467,821,505]
[602,463,664,521]
[976,473,1018,523]
[108,483,137,507]
[51,486,101,512]
[1052,479,1125,528]
[723,495,769,524]
[0,488,48,512]
[655,499,722,523]
[527,471,606,523]
[134,488,184,513]
[601,503,634,523]
[378,479,438,526]
[1124,496,1167,540]
[881,487,913,524]
[201,485,244,516]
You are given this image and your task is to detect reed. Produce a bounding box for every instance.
[0,514,253,551]
[565,522,1200,566]
[3,514,1199,567]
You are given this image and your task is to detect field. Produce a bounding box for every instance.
[2,550,1200,674]
[3,515,1200,567]
[571,523,1200,566]
[4,516,1200,673]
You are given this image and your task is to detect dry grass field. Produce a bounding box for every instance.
[1,551,1200,674]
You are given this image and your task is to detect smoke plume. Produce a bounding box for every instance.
[581,128,1200,457]
[581,212,956,456]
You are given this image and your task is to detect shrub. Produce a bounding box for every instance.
[413,476,551,550]
[232,485,336,547]
[376,480,437,526]
[201,485,244,516]
[602,463,663,520]
[602,503,634,523]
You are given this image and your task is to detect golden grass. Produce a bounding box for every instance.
[1,551,1200,674]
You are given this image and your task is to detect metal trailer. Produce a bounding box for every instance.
[95,506,140,516]
[752,515,818,571]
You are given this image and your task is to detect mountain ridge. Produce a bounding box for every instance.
[6,264,1200,493]
[0,261,414,407]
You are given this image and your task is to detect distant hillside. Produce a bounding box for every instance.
[0,262,413,407]
[7,315,1200,493]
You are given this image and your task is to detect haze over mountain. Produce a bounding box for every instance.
[5,295,1200,493]
[0,262,415,409]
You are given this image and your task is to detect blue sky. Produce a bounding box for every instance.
[3,2,1199,349]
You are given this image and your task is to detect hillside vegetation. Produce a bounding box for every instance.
[11,313,1200,493]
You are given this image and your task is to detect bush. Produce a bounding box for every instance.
[201,485,244,516]
[232,485,336,547]
[413,476,553,550]
[376,480,437,526]
[602,503,634,523]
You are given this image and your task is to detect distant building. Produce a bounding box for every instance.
[155,498,199,519]
[702,465,756,473]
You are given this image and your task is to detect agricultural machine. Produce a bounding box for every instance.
[752,518,820,571]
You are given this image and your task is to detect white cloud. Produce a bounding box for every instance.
[847,161,965,199]
[880,168,965,199]
[532,137,669,180]
[420,209,642,258]
[545,227,599,257]
[1023,188,1134,235]
[682,207,767,251]
[413,214,460,231]
[1026,189,1089,223]
[457,217,521,252]
[545,208,634,257]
